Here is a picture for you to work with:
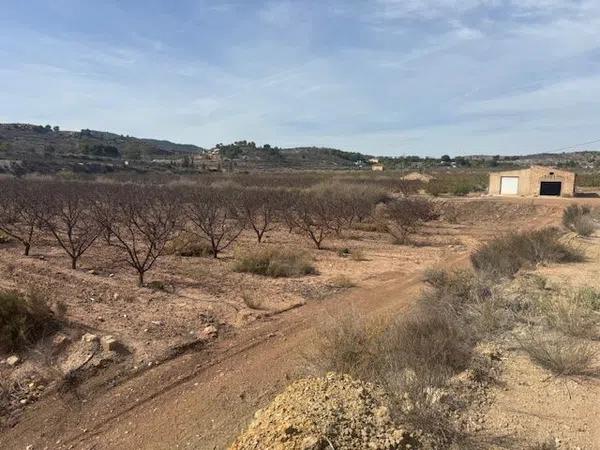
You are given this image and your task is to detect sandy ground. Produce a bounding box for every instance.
[1,196,593,449]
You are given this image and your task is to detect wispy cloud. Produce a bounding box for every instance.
[1,0,600,155]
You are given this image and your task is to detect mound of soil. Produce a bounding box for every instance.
[230,372,419,450]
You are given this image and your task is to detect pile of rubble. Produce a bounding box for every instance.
[230,372,420,450]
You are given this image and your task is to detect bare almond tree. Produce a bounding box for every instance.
[375,197,437,244]
[0,179,41,256]
[239,187,281,243]
[96,184,181,286]
[289,190,337,249]
[40,182,102,269]
[184,186,245,258]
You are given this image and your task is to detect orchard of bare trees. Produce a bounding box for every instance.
[0,176,435,286]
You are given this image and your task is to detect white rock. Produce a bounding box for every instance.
[6,355,20,366]
[82,333,99,343]
[199,325,218,339]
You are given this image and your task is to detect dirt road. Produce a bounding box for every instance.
[1,248,470,450]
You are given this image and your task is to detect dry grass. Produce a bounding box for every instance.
[519,332,599,377]
[165,232,214,257]
[234,247,316,278]
[471,227,583,279]
[350,248,366,261]
[0,290,60,352]
[536,293,598,339]
[328,275,356,288]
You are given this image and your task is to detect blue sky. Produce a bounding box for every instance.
[1,0,600,156]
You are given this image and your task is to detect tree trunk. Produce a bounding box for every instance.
[138,270,144,287]
[71,256,77,269]
[24,243,30,256]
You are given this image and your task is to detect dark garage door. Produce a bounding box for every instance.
[540,181,562,196]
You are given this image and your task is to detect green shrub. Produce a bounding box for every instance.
[452,183,471,196]
[0,232,10,244]
[234,247,316,278]
[471,228,583,279]
[0,291,59,352]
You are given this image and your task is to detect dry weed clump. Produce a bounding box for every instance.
[470,227,583,279]
[234,247,316,278]
[535,292,599,339]
[0,290,61,352]
[328,274,356,289]
[562,204,594,236]
[518,332,599,377]
[166,233,214,257]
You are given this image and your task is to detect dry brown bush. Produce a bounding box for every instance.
[234,246,316,278]
[328,274,355,288]
[0,290,60,352]
[518,332,599,377]
[166,232,214,257]
[470,227,583,279]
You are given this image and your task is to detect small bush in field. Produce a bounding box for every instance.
[452,183,471,196]
[337,247,351,257]
[574,215,595,236]
[575,287,600,311]
[350,248,366,261]
[166,233,214,257]
[329,275,355,288]
[536,290,599,338]
[234,247,316,278]
[0,291,59,352]
[519,332,599,377]
[0,232,10,244]
[471,227,582,279]
[562,204,591,230]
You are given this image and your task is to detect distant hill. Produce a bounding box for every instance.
[216,141,370,170]
[0,123,206,159]
[2,122,600,175]
[0,124,371,174]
